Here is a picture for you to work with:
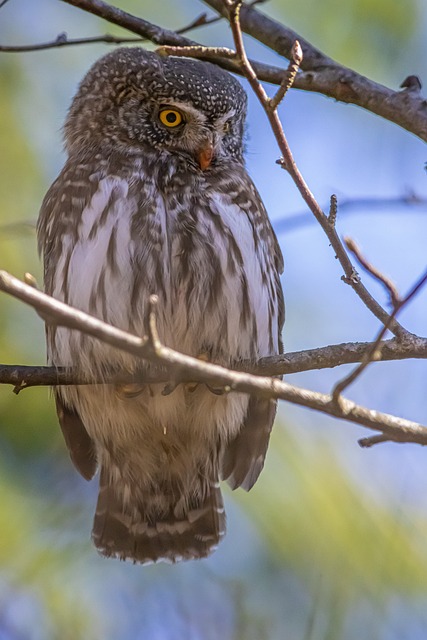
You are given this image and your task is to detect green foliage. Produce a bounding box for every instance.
[237,424,427,634]
[271,0,419,79]
[0,57,57,454]
[0,463,102,640]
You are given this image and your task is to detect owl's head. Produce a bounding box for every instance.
[64,47,247,169]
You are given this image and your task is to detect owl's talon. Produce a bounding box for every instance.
[206,384,230,396]
[185,383,199,393]
[162,382,178,396]
[115,384,145,399]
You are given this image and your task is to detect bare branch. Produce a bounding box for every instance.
[0,12,224,54]
[203,0,427,142]
[327,194,338,227]
[214,1,411,340]
[0,33,146,53]
[1,270,427,444]
[345,237,400,307]
[2,334,427,391]
[19,0,418,141]
[268,40,303,111]
[332,265,427,404]
[275,193,427,234]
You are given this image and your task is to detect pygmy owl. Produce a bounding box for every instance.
[37,47,284,564]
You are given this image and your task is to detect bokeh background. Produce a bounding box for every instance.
[0,1,427,638]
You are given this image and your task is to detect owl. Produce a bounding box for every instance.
[37,47,284,564]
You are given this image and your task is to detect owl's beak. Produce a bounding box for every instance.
[197,143,214,171]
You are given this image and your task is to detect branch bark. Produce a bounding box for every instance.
[203,0,427,142]
[2,336,427,391]
[51,0,427,142]
[1,1,426,452]
[1,270,427,446]
[160,9,409,339]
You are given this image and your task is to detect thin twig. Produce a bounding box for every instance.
[1,270,427,444]
[358,434,392,448]
[268,40,303,111]
[328,194,338,227]
[175,12,222,34]
[203,0,427,142]
[274,193,427,234]
[0,12,224,54]
[345,237,400,307]
[332,266,427,403]
[0,33,146,53]
[220,0,409,340]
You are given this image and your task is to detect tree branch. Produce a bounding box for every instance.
[332,264,427,404]
[161,4,409,339]
[1,2,426,452]
[0,12,224,53]
[2,335,427,392]
[33,0,425,142]
[0,33,146,53]
[1,270,427,445]
[203,0,427,142]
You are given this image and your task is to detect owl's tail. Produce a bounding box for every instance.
[92,468,226,564]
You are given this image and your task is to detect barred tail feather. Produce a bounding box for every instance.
[92,469,226,564]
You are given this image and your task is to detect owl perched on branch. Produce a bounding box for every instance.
[37,47,284,564]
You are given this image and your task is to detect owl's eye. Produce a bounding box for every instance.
[159,108,184,128]
[222,121,231,133]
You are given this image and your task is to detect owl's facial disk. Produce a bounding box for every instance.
[152,100,237,170]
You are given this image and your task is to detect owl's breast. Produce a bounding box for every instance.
[159,174,280,364]
[48,165,280,372]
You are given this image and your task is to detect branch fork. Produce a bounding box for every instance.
[0,0,427,453]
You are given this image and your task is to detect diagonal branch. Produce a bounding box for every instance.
[159,40,410,340]
[1,270,427,445]
[0,12,223,53]
[208,1,410,340]
[1,335,427,391]
[46,0,427,141]
[203,0,427,142]
[332,265,427,404]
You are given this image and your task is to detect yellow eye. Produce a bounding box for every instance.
[159,108,183,128]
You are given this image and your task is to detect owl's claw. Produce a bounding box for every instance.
[185,382,199,392]
[206,384,231,396]
[115,384,145,399]
[162,382,179,396]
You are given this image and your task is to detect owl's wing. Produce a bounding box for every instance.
[38,164,100,481]
[222,397,277,491]
[55,396,97,480]
[220,170,284,491]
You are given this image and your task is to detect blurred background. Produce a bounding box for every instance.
[0,0,427,638]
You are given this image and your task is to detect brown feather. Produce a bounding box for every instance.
[55,396,97,481]
[222,397,277,491]
[92,468,225,564]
